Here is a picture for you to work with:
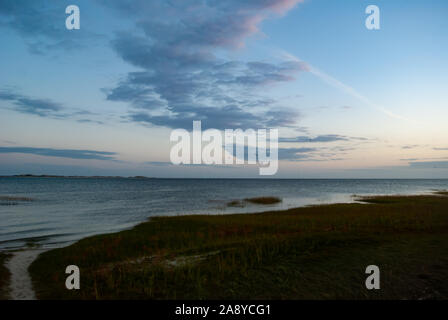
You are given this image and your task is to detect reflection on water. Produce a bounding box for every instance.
[0,177,446,250]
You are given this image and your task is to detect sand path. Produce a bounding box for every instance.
[5,249,46,300]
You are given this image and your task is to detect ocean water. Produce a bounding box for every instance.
[0,177,447,251]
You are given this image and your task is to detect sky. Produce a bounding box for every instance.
[0,0,447,178]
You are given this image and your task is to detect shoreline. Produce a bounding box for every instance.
[1,190,447,300]
[0,189,436,252]
[29,192,448,300]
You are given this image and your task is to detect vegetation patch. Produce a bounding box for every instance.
[0,196,34,201]
[227,200,245,207]
[244,197,282,205]
[30,194,448,300]
[0,252,11,300]
[433,190,448,196]
[0,196,34,206]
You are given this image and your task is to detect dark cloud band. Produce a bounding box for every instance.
[0,147,117,161]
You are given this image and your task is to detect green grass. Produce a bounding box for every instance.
[0,252,11,300]
[30,194,448,300]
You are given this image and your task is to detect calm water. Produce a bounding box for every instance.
[0,178,447,251]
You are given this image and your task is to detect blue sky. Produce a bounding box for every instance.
[0,0,447,178]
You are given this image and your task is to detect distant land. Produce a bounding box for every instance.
[0,174,155,179]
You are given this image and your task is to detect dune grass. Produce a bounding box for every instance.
[0,252,11,300]
[29,194,448,300]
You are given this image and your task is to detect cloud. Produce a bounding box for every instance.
[129,104,268,130]
[434,147,448,151]
[144,161,237,169]
[148,145,318,164]
[100,0,305,130]
[0,0,102,54]
[401,145,420,150]
[77,119,104,125]
[13,97,63,116]
[0,91,19,100]
[0,146,117,161]
[237,146,318,161]
[278,147,316,160]
[0,89,64,117]
[279,50,418,124]
[0,88,103,122]
[144,161,173,167]
[409,161,448,169]
[102,0,303,48]
[228,144,345,162]
[401,156,448,162]
[280,134,349,143]
[277,145,351,162]
[0,139,15,145]
[279,134,369,143]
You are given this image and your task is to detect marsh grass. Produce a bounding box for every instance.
[0,252,11,300]
[30,194,448,300]
[0,195,34,206]
[0,196,34,201]
[244,197,282,205]
[433,190,448,196]
[227,200,245,207]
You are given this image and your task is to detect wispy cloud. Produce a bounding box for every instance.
[0,89,64,117]
[409,161,448,169]
[0,88,102,122]
[227,144,346,162]
[0,147,117,161]
[145,161,237,169]
[278,50,417,124]
[280,134,357,143]
[0,139,15,145]
[401,145,420,150]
